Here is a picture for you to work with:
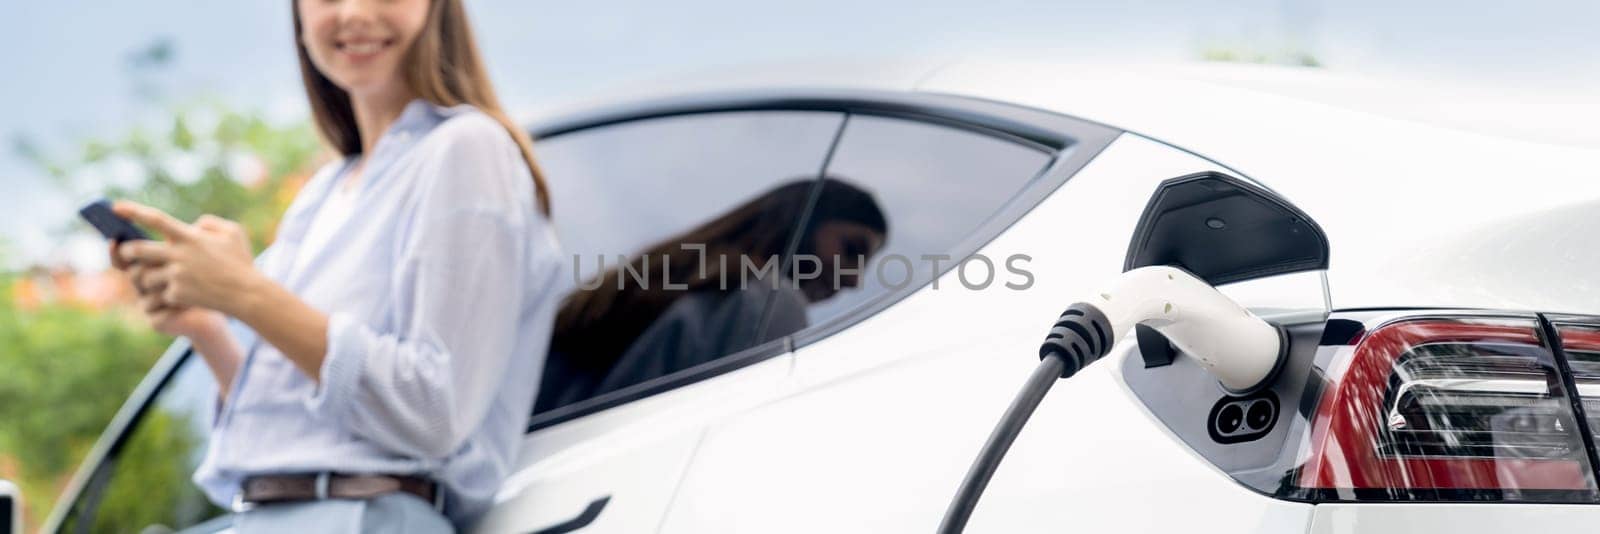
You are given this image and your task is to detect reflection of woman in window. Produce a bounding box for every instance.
[541,178,888,410]
[107,0,562,531]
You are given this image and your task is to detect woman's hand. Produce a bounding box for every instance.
[112,201,268,317]
[138,290,229,338]
[108,241,229,339]
[113,200,328,382]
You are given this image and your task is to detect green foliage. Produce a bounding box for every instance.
[81,409,221,534]
[1,102,320,530]
[0,300,169,482]
[1197,41,1322,68]
[0,275,174,528]
[34,103,321,248]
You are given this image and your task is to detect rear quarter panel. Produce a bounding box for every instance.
[654,135,1314,533]
[919,61,1600,316]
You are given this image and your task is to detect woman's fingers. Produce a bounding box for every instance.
[108,242,129,271]
[195,214,230,231]
[128,263,147,294]
[132,263,171,296]
[141,293,170,315]
[118,240,174,265]
[196,214,249,243]
[112,200,194,241]
[162,279,181,308]
[140,294,188,336]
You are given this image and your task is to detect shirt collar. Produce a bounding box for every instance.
[372,98,481,154]
[357,98,459,186]
[376,98,441,149]
[392,98,438,134]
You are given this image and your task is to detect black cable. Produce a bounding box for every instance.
[938,302,1112,533]
[936,354,1065,534]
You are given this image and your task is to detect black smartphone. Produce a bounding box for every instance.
[79,199,150,242]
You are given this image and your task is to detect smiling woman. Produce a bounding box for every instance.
[294,0,551,214]
[97,0,566,532]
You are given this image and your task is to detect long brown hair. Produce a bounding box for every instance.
[292,0,551,215]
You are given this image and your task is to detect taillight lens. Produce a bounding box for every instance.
[1295,318,1599,501]
[1556,323,1600,448]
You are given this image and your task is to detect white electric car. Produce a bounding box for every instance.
[26,61,1600,534]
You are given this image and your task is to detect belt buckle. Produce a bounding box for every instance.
[314,472,331,500]
[231,492,255,513]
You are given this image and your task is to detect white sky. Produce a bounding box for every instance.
[3,0,1598,269]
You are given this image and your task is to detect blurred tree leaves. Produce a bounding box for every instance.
[29,103,322,249]
[1,102,322,529]
[0,291,167,482]
[1199,44,1322,67]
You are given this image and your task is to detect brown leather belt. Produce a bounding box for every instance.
[240,473,438,508]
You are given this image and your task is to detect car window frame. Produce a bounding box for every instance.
[526,90,1120,433]
[789,111,1118,347]
[42,340,196,533]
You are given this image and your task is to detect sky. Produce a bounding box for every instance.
[3,0,1598,269]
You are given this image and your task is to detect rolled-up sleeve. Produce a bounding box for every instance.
[303,115,535,459]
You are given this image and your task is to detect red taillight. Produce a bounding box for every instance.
[1558,324,1600,449]
[1296,318,1598,497]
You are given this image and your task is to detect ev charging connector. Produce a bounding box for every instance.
[1038,265,1285,392]
[937,266,1288,533]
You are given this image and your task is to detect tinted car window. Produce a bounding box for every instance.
[534,111,844,413]
[61,355,225,533]
[798,116,1053,328]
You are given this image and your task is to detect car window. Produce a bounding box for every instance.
[60,354,225,533]
[533,111,845,415]
[796,115,1053,332]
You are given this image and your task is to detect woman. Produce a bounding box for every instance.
[109,0,561,531]
[538,178,887,411]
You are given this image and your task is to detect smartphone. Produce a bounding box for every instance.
[79,199,150,241]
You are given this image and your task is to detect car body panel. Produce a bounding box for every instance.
[917,60,1600,316]
[1309,503,1600,533]
[655,135,1320,532]
[474,353,793,533]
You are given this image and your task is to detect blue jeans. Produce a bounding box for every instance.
[231,493,454,534]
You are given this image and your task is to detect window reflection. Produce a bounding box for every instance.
[541,178,888,410]
[530,112,848,414]
[537,111,847,283]
[800,116,1052,325]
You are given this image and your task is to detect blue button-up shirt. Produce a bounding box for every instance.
[194,99,564,524]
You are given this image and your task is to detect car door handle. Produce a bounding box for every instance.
[529,495,611,534]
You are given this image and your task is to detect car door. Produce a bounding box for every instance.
[655,108,1119,532]
[471,110,845,533]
